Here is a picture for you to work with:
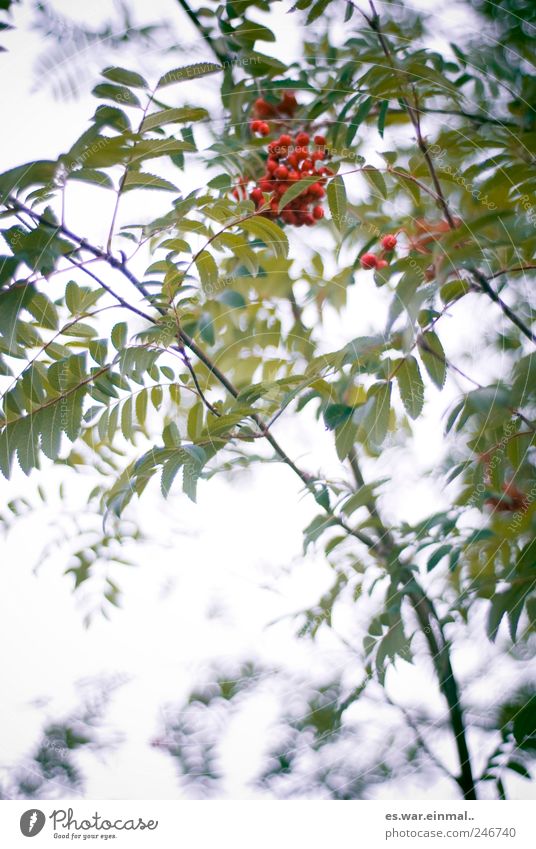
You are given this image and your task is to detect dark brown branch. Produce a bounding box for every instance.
[469,268,536,345]
[347,446,477,799]
[174,0,230,69]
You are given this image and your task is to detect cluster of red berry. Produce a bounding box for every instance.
[232,94,331,227]
[360,234,398,269]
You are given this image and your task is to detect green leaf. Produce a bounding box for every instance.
[0,160,57,203]
[63,387,86,442]
[198,312,215,345]
[239,217,289,259]
[506,760,531,780]
[363,382,391,446]
[418,331,447,389]
[327,175,347,231]
[157,63,222,89]
[182,444,206,502]
[130,139,195,162]
[14,415,40,475]
[123,171,177,192]
[187,401,204,440]
[377,100,389,138]
[111,323,129,354]
[346,96,373,146]
[161,451,185,498]
[195,251,218,290]
[487,592,508,641]
[303,515,338,552]
[335,419,357,461]
[121,396,134,443]
[92,105,131,132]
[141,107,208,133]
[363,166,388,199]
[323,403,352,430]
[395,356,424,419]
[101,66,148,89]
[68,168,114,189]
[343,480,388,516]
[427,544,453,572]
[307,0,332,24]
[278,176,319,212]
[92,83,141,107]
[0,423,14,478]
[38,402,63,460]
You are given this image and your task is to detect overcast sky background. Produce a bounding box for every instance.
[0,0,533,801]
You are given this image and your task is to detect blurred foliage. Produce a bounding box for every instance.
[151,661,422,799]
[0,678,121,799]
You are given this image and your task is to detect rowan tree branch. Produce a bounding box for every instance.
[174,0,230,69]
[347,447,477,800]
[5,193,478,797]
[469,268,536,345]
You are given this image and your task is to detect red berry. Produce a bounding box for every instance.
[295,131,310,146]
[279,134,292,146]
[251,120,262,132]
[303,214,315,226]
[266,158,278,173]
[281,210,297,225]
[250,188,264,204]
[287,152,299,169]
[301,158,313,171]
[275,165,289,180]
[288,170,300,182]
[312,150,325,162]
[377,259,389,268]
[280,92,298,115]
[312,206,324,220]
[381,234,397,250]
[310,183,325,198]
[314,134,327,146]
[259,122,270,136]
[255,98,275,118]
[360,253,378,269]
